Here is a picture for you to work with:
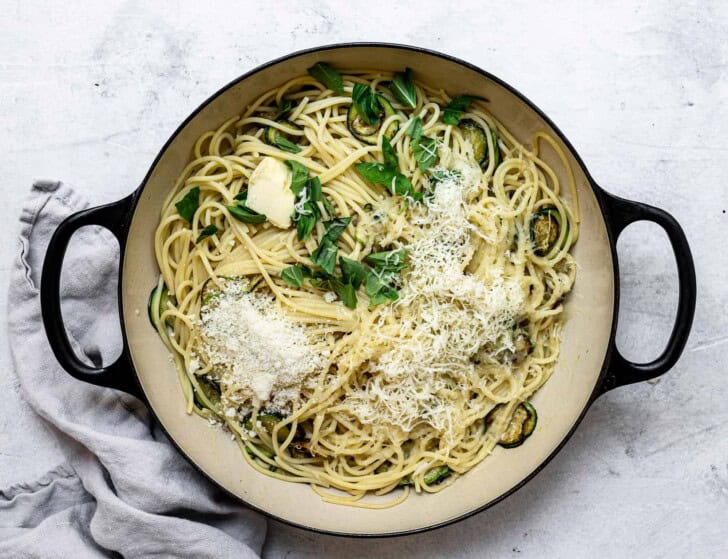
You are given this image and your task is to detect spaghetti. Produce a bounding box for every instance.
[151,65,578,507]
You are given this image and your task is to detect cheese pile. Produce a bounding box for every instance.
[350,161,525,440]
[199,282,323,414]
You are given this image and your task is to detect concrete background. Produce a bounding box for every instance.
[1,1,726,556]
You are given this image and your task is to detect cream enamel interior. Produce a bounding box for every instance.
[122,46,614,535]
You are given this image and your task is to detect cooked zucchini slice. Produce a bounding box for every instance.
[347,94,398,145]
[193,376,222,414]
[486,402,538,448]
[264,120,302,151]
[459,119,500,169]
[530,207,568,257]
[459,119,487,166]
[148,283,173,327]
[244,412,291,443]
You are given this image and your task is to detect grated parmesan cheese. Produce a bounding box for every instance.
[199,283,324,413]
[349,159,525,441]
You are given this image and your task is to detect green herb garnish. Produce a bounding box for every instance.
[285,160,309,196]
[331,278,358,309]
[381,136,399,169]
[308,177,322,202]
[227,204,266,224]
[273,136,301,154]
[311,238,338,275]
[442,95,479,125]
[352,83,381,125]
[389,68,417,109]
[411,136,439,172]
[175,186,200,223]
[365,249,407,272]
[406,116,423,140]
[339,256,366,289]
[281,265,312,288]
[195,224,218,243]
[308,62,345,95]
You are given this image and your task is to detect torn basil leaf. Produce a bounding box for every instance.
[308,177,322,202]
[175,187,200,223]
[308,62,345,95]
[311,238,338,275]
[339,257,366,289]
[381,136,399,169]
[389,68,417,109]
[273,136,301,154]
[227,204,266,224]
[285,160,309,196]
[406,116,423,140]
[195,224,218,243]
[331,278,357,309]
[365,249,407,272]
[352,83,381,125]
[281,265,312,288]
[442,95,479,125]
[411,136,439,172]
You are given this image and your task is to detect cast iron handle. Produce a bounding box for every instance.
[40,195,143,398]
[599,191,696,392]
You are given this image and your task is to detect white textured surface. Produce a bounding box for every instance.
[1,1,726,557]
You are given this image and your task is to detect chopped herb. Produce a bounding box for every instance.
[308,177,322,202]
[352,83,381,125]
[308,62,345,95]
[311,238,338,275]
[295,201,319,241]
[406,116,423,140]
[281,265,312,288]
[339,257,366,289]
[234,191,248,202]
[381,136,399,169]
[227,204,266,224]
[322,195,337,218]
[175,186,200,223]
[331,278,357,309]
[195,224,218,243]
[320,217,352,245]
[365,249,407,272]
[285,160,309,196]
[442,95,479,125]
[365,270,400,307]
[355,162,422,201]
[389,68,417,109]
[273,135,301,154]
[411,135,439,172]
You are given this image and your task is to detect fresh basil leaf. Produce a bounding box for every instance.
[308,62,345,95]
[296,214,316,241]
[412,136,439,172]
[389,173,416,198]
[381,136,399,169]
[365,249,407,272]
[321,217,352,245]
[368,285,399,307]
[195,224,218,243]
[311,238,338,275]
[322,196,337,218]
[234,191,248,202]
[442,95,479,125]
[339,257,366,289]
[281,265,311,288]
[406,117,423,140]
[331,278,357,309]
[308,177,322,202]
[175,187,200,223]
[227,204,266,224]
[285,160,309,196]
[355,162,395,185]
[352,83,381,125]
[273,136,301,154]
[390,68,417,109]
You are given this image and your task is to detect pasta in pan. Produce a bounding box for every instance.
[150,64,578,507]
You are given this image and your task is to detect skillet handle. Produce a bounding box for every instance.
[40,194,143,399]
[599,191,696,393]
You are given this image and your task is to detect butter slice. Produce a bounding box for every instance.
[246,157,294,228]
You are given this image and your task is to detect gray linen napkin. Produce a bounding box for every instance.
[2,181,267,558]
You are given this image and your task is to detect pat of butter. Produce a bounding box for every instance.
[246,157,294,228]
